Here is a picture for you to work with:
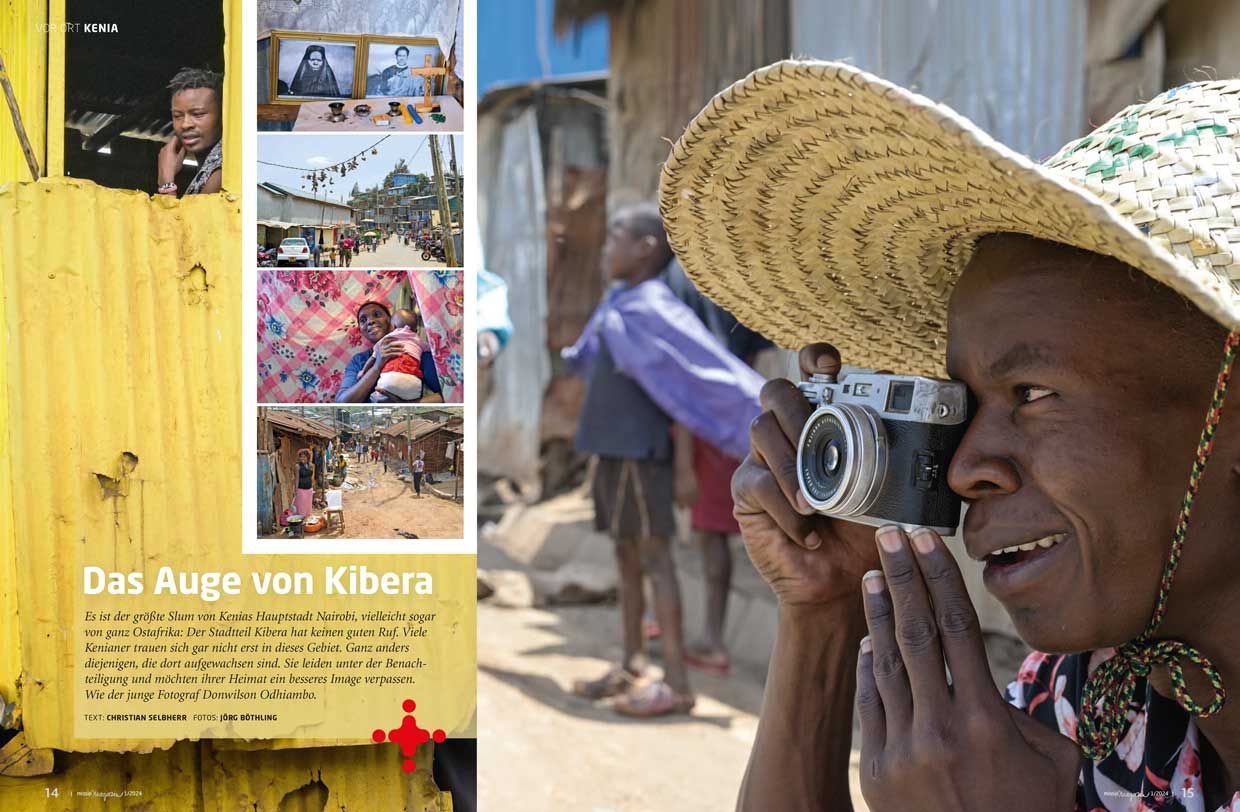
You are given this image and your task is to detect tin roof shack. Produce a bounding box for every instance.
[257,181,354,248]
[478,76,608,496]
[378,417,464,475]
[257,408,338,532]
[555,0,790,209]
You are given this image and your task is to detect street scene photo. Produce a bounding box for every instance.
[258,133,463,268]
[257,405,464,541]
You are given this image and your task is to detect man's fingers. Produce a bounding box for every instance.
[757,380,815,478]
[874,526,951,713]
[731,458,817,549]
[907,528,993,703]
[861,569,912,730]
[797,343,842,381]
[748,408,808,516]
[856,636,886,757]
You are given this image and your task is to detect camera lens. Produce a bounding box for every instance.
[822,442,841,474]
[797,404,887,517]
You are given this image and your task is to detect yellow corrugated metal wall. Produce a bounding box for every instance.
[0,1,46,181]
[0,739,452,810]
[0,2,463,807]
[0,178,243,748]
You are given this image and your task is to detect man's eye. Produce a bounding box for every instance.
[1017,385,1055,404]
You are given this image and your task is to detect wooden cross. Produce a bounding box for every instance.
[409,55,447,113]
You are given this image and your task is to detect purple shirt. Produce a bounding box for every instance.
[563,277,763,461]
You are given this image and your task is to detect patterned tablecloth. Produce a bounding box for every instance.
[257,269,464,403]
[293,96,463,132]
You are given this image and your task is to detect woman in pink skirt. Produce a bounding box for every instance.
[293,448,315,517]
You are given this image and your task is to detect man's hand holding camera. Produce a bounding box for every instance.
[734,342,1079,811]
[854,524,1081,811]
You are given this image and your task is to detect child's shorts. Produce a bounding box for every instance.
[592,456,676,541]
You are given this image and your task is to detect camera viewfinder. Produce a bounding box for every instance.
[887,381,915,413]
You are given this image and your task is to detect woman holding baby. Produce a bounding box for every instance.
[335,301,445,403]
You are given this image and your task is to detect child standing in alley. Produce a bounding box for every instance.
[563,203,763,717]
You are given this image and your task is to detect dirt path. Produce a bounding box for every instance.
[476,582,870,811]
[264,460,463,539]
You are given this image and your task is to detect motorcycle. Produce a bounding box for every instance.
[258,246,277,267]
[421,244,446,262]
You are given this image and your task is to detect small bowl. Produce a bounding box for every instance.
[388,101,403,116]
[354,104,371,115]
[328,102,345,114]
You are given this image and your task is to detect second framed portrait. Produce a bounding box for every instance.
[362,36,446,98]
[270,31,362,103]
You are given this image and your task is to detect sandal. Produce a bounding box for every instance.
[612,680,695,717]
[571,665,637,700]
[684,649,731,676]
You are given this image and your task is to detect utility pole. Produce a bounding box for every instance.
[447,135,460,206]
[428,134,459,266]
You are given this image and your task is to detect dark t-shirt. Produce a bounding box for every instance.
[1006,649,1237,810]
[663,258,773,362]
[297,462,313,490]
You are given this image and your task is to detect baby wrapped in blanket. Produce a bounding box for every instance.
[372,308,426,402]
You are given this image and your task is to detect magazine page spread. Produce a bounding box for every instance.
[8,1,1240,811]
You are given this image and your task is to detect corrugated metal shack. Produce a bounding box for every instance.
[380,417,465,474]
[478,75,609,495]
[0,3,463,808]
[257,409,339,528]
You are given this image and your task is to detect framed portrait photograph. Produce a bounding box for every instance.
[362,37,445,99]
[270,31,362,103]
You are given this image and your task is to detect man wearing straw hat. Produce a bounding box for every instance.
[661,62,1240,810]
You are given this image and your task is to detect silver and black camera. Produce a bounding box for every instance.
[796,371,970,535]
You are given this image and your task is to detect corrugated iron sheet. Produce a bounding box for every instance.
[0,177,243,751]
[789,0,1088,160]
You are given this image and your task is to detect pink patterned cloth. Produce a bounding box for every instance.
[256,270,463,402]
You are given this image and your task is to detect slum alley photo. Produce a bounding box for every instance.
[475,1,1240,811]
[256,405,465,541]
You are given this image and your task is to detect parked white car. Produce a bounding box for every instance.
[277,237,310,266]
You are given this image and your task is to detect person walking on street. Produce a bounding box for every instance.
[412,452,425,497]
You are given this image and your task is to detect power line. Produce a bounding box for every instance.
[257,135,394,171]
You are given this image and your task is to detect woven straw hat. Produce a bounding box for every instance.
[660,61,1240,376]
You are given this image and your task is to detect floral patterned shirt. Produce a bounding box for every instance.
[1006,649,1240,811]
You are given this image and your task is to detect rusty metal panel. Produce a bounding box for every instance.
[0,177,243,750]
[477,106,550,489]
[790,0,1088,160]
[0,740,202,810]
[203,741,452,811]
[0,740,451,811]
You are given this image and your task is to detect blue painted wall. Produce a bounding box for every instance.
[478,0,608,95]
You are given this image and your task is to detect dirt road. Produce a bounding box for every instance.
[264,460,463,539]
[477,540,869,811]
